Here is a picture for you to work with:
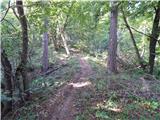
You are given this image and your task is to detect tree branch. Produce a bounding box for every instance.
[0,1,11,22]
[3,19,17,31]
[12,7,20,21]
[127,25,160,46]
[63,2,75,31]
[121,7,145,69]
[129,26,153,39]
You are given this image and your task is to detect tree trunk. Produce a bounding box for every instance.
[91,5,101,53]
[149,2,160,74]
[1,49,13,116]
[57,3,74,56]
[107,1,118,73]
[52,30,59,51]
[16,0,29,95]
[121,8,145,70]
[42,18,49,72]
[61,30,70,56]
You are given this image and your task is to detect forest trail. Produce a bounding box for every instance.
[38,55,94,120]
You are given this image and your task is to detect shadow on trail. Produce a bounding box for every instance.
[37,54,160,120]
[38,55,94,120]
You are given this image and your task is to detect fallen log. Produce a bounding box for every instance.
[41,63,68,76]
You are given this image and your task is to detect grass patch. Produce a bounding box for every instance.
[4,56,81,120]
[75,56,160,120]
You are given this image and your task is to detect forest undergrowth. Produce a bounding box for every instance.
[1,1,160,120]
[3,54,160,120]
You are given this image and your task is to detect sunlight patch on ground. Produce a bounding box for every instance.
[57,53,69,60]
[83,56,90,60]
[83,55,106,67]
[140,77,150,92]
[69,81,92,88]
[107,108,122,112]
[94,100,122,113]
[54,81,65,86]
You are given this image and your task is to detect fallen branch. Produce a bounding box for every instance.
[41,63,68,76]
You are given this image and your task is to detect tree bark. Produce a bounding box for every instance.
[61,30,70,56]
[42,18,49,72]
[1,49,13,116]
[16,0,29,95]
[58,3,75,56]
[51,27,59,51]
[149,2,160,74]
[121,8,145,70]
[107,1,118,73]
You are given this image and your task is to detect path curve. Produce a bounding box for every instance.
[38,55,93,120]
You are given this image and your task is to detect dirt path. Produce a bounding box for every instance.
[38,55,93,120]
[139,77,160,100]
[140,77,150,92]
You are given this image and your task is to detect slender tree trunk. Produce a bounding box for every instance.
[107,1,118,73]
[61,30,70,55]
[52,22,60,51]
[140,27,146,58]
[121,8,145,70]
[52,29,59,51]
[91,6,101,53]
[58,3,75,56]
[149,2,160,74]
[1,49,13,116]
[42,18,49,72]
[59,13,70,56]
[16,0,29,95]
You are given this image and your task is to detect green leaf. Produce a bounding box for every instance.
[96,111,110,119]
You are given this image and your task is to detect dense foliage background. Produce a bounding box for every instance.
[1,0,160,119]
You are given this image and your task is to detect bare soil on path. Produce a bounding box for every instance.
[38,55,93,120]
